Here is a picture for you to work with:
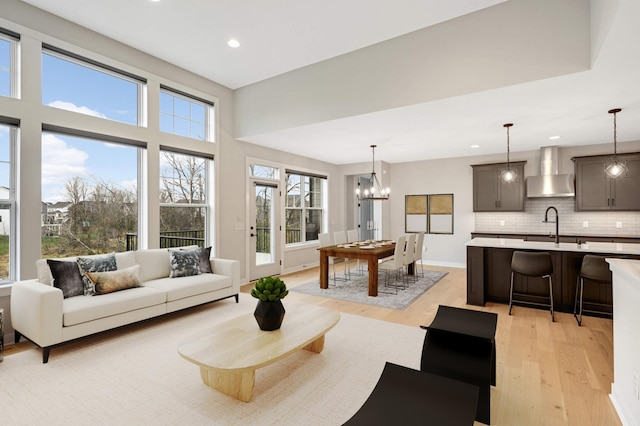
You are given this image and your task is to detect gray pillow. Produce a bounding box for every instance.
[169,248,201,278]
[47,259,85,298]
[199,246,213,273]
[77,253,117,295]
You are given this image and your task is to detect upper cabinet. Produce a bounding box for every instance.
[472,162,526,212]
[573,153,640,211]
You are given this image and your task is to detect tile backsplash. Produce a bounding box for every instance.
[474,198,640,237]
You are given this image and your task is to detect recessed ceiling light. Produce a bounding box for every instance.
[549,135,560,140]
[227,39,240,48]
[470,144,480,148]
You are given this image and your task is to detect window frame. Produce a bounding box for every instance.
[0,29,20,99]
[159,147,213,249]
[160,85,214,142]
[0,120,18,283]
[41,44,145,126]
[285,170,327,246]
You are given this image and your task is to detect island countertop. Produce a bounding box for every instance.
[466,237,640,256]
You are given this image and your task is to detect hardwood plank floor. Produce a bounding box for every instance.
[241,264,621,426]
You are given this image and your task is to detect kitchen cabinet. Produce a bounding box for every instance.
[471,162,526,212]
[466,238,640,315]
[573,153,640,211]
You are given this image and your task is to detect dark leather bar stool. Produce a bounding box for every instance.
[574,255,613,326]
[509,251,554,322]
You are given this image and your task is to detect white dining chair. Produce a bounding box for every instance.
[403,233,417,284]
[347,229,364,275]
[415,232,425,278]
[334,231,351,280]
[378,235,407,293]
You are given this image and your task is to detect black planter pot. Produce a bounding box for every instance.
[254,300,286,331]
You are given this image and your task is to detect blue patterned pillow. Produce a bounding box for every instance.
[77,253,117,295]
[169,248,202,278]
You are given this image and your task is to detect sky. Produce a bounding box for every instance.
[41,53,140,203]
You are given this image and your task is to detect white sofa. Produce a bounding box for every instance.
[10,248,240,363]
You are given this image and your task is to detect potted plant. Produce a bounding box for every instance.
[251,276,289,331]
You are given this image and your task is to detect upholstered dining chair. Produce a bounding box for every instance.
[403,233,417,284]
[334,231,351,280]
[319,233,344,286]
[347,229,364,275]
[378,235,406,293]
[414,232,425,278]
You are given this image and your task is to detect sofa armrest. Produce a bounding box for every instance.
[210,258,240,293]
[10,279,64,347]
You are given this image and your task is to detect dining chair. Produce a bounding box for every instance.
[318,233,347,286]
[333,231,351,280]
[378,235,406,293]
[403,233,417,284]
[414,232,425,278]
[347,229,364,275]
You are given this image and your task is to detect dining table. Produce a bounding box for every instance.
[318,240,407,297]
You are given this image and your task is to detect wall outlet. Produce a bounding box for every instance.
[499,220,505,227]
[616,221,623,229]
[582,221,589,228]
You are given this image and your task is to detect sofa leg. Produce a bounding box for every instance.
[14,330,22,344]
[43,347,51,364]
[234,294,239,303]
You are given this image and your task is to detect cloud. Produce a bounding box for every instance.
[41,133,89,202]
[47,100,107,119]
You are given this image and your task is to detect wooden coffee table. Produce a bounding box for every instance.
[177,304,340,402]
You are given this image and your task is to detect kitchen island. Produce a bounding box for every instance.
[466,238,640,314]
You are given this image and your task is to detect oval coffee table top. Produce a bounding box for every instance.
[177,303,340,372]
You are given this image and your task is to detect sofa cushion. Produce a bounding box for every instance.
[77,253,117,296]
[135,248,171,282]
[62,286,166,327]
[169,248,201,278]
[47,259,85,298]
[36,251,138,286]
[88,265,142,295]
[144,273,231,302]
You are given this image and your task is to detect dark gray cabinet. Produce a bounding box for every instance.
[471,162,525,212]
[574,153,640,211]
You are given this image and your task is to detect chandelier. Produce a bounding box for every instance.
[604,108,628,178]
[500,123,517,183]
[356,145,390,200]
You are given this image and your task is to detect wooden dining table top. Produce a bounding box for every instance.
[317,240,396,258]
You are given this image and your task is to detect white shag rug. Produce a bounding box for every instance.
[1,294,425,426]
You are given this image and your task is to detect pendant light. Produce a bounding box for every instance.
[356,145,390,200]
[500,123,517,183]
[604,108,628,178]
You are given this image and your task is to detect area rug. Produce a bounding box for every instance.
[0,294,424,426]
[290,270,448,310]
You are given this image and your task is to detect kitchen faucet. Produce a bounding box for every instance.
[543,206,559,245]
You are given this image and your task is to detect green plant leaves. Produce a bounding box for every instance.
[250,276,288,301]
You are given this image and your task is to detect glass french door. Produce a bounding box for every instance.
[250,181,281,280]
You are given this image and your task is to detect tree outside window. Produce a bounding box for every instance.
[285,173,324,244]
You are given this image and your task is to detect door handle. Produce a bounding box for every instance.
[250,233,255,237]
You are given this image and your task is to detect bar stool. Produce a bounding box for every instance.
[574,255,612,326]
[509,251,555,322]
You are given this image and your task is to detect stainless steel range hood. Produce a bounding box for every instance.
[526,146,575,198]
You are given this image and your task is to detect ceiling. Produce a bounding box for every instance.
[18,0,640,165]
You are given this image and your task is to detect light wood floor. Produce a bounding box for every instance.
[241,264,621,426]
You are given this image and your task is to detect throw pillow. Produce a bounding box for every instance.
[87,265,142,295]
[77,253,117,295]
[169,248,201,278]
[47,259,85,298]
[198,246,213,273]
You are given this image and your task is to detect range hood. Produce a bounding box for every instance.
[526,146,575,198]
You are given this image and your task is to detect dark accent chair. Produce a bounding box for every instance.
[420,305,498,425]
[509,250,555,321]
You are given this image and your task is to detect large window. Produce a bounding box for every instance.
[0,30,18,98]
[285,171,325,244]
[42,46,143,125]
[159,149,212,249]
[160,87,212,141]
[0,121,16,282]
[41,131,140,257]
